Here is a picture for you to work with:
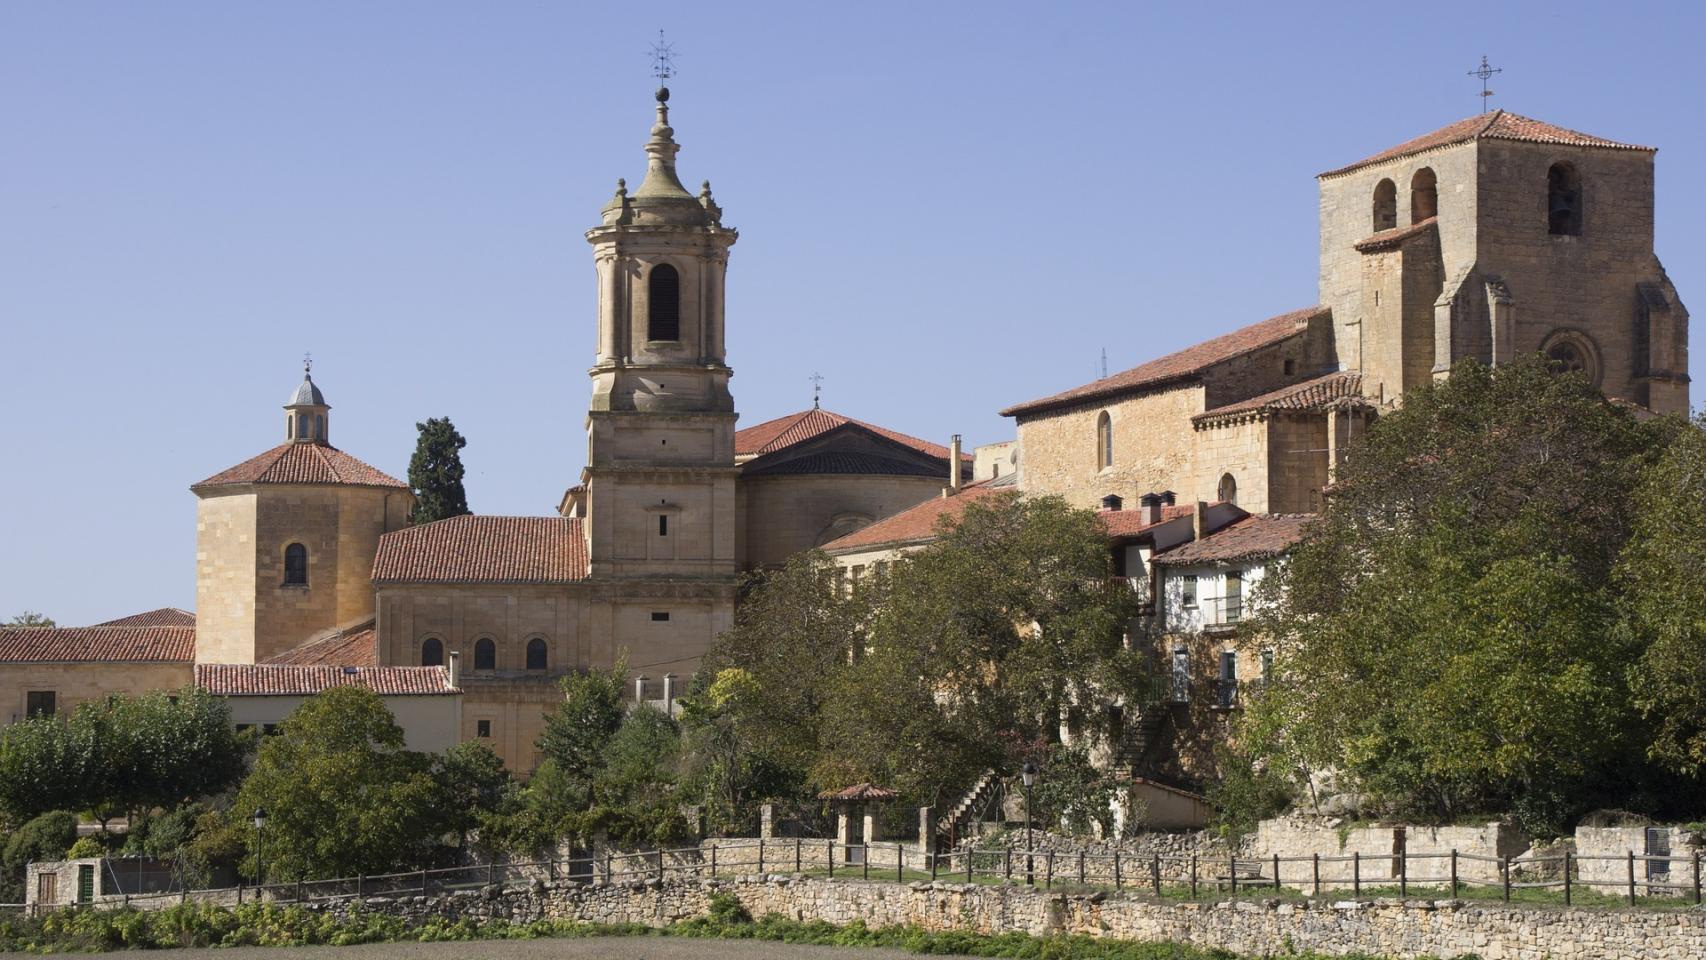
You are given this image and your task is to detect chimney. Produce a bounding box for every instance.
[447,650,461,689]
[948,434,963,493]
[1193,500,1209,541]
[1139,492,1162,525]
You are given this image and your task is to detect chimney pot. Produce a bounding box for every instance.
[948,434,963,493]
[447,651,462,689]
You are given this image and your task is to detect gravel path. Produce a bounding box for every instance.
[139,937,931,960]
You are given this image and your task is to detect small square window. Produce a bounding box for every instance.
[25,691,56,718]
[651,611,670,622]
[477,720,492,738]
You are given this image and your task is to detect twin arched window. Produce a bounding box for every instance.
[1096,411,1113,469]
[648,264,681,341]
[474,638,496,671]
[526,638,547,671]
[283,543,308,585]
[1548,162,1582,236]
[421,637,444,667]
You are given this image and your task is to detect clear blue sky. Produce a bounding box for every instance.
[4,1,1702,625]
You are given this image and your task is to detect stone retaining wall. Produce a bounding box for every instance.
[312,874,1703,960]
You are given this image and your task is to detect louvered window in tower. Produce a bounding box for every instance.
[648,264,681,341]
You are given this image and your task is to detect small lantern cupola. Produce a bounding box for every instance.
[284,359,330,444]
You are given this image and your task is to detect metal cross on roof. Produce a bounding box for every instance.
[809,372,825,409]
[1468,55,1502,113]
[303,352,312,375]
[650,30,676,84]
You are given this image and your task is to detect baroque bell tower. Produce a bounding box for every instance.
[579,84,740,675]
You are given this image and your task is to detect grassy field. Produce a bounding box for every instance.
[97,938,929,960]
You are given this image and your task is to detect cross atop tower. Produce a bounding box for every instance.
[650,30,676,87]
[809,372,825,409]
[1468,55,1502,113]
[303,352,312,376]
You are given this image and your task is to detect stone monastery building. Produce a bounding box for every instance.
[0,98,1689,778]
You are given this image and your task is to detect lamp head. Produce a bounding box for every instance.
[1021,761,1038,787]
[252,807,267,829]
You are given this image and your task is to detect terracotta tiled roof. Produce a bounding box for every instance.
[1153,514,1315,565]
[817,782,899,801]
[1194,372,1368,425]
[93,607,196,628]
[1097,503,1194,539]
[0,626,195,663]
[736,408,960,461]
[744,451,945,477]
[262,623,378,667]
[195,442,407,490]
[1354,217,1437,253]
[372,515,589,584]
[822,483,1011,553]
[1320,110,1653,178]
[1000,307,1325,419]
[195,663,457,696]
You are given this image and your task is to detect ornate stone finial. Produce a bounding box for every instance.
[614,178,628,198]
[699,180,722,225]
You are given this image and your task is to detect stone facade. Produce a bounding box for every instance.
[1,660,191,726]
[1016,384,1206,511]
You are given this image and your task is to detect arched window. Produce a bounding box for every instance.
[420,637,444,667]
[295,415,309,440]
[526,638,547,671]
[283,543,308,585]
[1543,330,1601,387]
[648,264,680,341]
[1548,162,1582,236]
[1372,178,1397,231]
[1218,473,1238,506]
[474,637,496,671]
[1096,411,1113,469]
[314,415,325,440]
[1410,168,1438,223]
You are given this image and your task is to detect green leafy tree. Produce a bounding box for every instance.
[535,664,627,804]
[1243,356,1680,833]
[0,810,76,903]
[1619,417,1706,775]
[3,612,54,628]
[0,717,83,824]
[407,416,470,524]
[431,740,512,854]
[229,687,441,880]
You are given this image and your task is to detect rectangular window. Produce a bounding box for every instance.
[1170,647,1189,703]
[1218,651,1238,709]
[658,515,668,537]
[1224,570,1243,623]
[477,720,492,738]
[651,611,670,622]
[25,690,56,718]
[1261,647,1275,684]
[1181,575,1198,609]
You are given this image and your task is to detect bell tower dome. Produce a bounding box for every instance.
[284,360,330,444]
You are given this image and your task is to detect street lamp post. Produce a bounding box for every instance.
[252,808,268,893]
[1021,762,1038,886]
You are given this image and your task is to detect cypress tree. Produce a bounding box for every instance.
[407,417,470,524]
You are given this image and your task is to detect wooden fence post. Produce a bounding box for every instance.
[796,837,802,874]
[1078,850,1086,885]
[1352,852,1360,897]
[828,839,835,879]
[1272,854,1281,892]
[710,844,717,878]
[1694,852,1702,906]
[931,850,939,881]
[1563,851,1571,906]
[1114,851,1121,890]
[1502,856,1511,903]
[1151,854,1161,896]
[1045,852,1053,890]
[1627,850,1636,906]
[657,849,665,882]
[966,846,973,883]
[1190,854,1198,899]
[1449,850,1457,899]
[1311,853,1319,897]
[421,868,428,895]
[897,844,904,883]
[1399,847,1407,897]
[358,873,365,898]
[1229,854,1238,896]
[1005,847,1012,882]
[489,861,496,885]
[862,843,869,880]
[605,851,613,883]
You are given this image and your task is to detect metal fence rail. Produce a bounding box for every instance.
[19,840,1703,916]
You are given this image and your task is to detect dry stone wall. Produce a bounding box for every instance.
[300,874,1705,960]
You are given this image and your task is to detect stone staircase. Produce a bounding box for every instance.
[1111,709,1169,778]
[937,768,1002,845]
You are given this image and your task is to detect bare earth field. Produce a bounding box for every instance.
[137,938,930,960]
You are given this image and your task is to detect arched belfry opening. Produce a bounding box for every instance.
[1410,168,1438,223]
[1548,162,1582,236]
[648,263,681,341]
[1372,179,1397,231]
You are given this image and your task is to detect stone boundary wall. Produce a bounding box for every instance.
[302,874,1704,960]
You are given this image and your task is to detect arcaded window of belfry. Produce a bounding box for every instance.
[1096,411,1113,469]
[1218,473,1238,505]
[1548,162,1582,236]
[648,263,680,341]
[1372,179,1397,230]
[283,543,307,585]
[1410,168,1438,223]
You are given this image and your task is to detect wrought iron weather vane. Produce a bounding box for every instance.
[809,372,825,409]
[650,30,677,88]
[1468,55,1502,113]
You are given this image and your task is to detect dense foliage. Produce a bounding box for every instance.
[407,416,471,524]
[0,688,248,828]
[3,611,54,628]
[1240,357,1701,834]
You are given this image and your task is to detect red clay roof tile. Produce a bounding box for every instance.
[1194,372,1367,425]
[1000,307,1325,419]
[1320,110,1652,178]
[262,623,378,667]
[822,483,1010,553]
[736,408,959,461]
[195,663,457,696]
[1153,514,1315,565]
[0,626,195,663]
[195,442,406,490]
[372,515,589,584]
[1354,217,1438,253]
[93,607,196,628]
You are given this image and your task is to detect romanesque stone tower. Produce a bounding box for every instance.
[579,86,740,670]
[1317,110,1689,413]
[192,366,412,663]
